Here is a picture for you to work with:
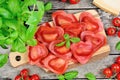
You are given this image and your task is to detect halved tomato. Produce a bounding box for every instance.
[42,53,68,74]
[28,43,48,65]
[81,31,106,52]
[80,12,103,33]
[52,10,77,26]
[49,40,72,59]
[35,26,64,46]
[71,41,93,64]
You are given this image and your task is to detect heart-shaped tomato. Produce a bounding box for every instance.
[81,31,106,52]
[71,41,93,64]
[80,12,103,33]
[42,54,68,74]
[52,10,77,26]
[49,40,72,59]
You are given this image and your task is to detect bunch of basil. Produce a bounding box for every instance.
[0,0,52,67]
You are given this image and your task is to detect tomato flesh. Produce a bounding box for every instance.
[55,46,70,54]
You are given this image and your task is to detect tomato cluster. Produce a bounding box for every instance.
[61,0,80,4]
[14,69,40,80]
[106,17,120,37]
[103,56,120,80]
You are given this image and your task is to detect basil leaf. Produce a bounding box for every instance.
[0,44,8,49]
[5,38,13,45]
[0,54,8,68]
[0,8,12,19]
[116,41,120,50]
[64,34,70,40]
[0,33,7,40]
[37,1,45,12]
[4,20,17,30]
[70,37,80,43]
[64,71,78,80]
[66,40,70,48]
[58,75,65,80]
[56,42,65,47]
[85,73,96,80]
[10,31,18,39]
[27,39,37,46]
[45,2,52,11]
[0,17,2,28]
[0,0,6,4]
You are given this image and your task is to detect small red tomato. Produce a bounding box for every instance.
[15,75,22,80]
[20,69,29,77]
[106,27,116,36]
[61,0,67,2]
[31,74,40,80]
[116,56,120,64]
[112,17,120,27]
[111,63,120,73]
[117,73,120,80]
[103,68,113,78]
[117,31,120,38]
[69,0,80,4]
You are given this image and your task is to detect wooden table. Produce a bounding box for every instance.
[0,0,119,80]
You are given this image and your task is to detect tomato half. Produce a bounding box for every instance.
[52,10,77,26]
[35,26,64,46]
[42,54,68,74]
[28,43,48,65]
[81,31,106,52]
[80,12,103,33]
[71,41,93,64]
[49,40,72,60]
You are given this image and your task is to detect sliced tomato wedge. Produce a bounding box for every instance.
[71,41,93,64]
[49,40,72,59]
[28,43,48,65]
[52,10,77,26]
[35,26,64,46]
[42,53,68,74]
[81,31,106,52]
[80,12,103,33]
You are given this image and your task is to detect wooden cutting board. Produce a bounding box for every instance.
[9,10,110,70]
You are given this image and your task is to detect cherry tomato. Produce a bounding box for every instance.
[106,27,116,36]
[14,75,22,80]
[103,68,113,78]
[117,31,120,38]
[31,74,40,80]
[117,73,120,80]
[69,0,80,4]
[112,17,120,27]
[61,0,67,2]
[111,63,120,73]
[116,56,120,64]
[20,69,29,77]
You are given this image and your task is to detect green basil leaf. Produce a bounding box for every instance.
[44,2,52,11]
[58,75,65,80]
[0,8,12,19]
[64,34,70,40]
[27,39,37,46]
[116,41,120,50]
[85,72,96,80]
[0,33,7,40]
[70,37,80,43]
[0,17,2,28]
[26,25,37,40]
[64,71,78,80]
[10,31,18,39]
[56,42,65,47]
[0,0,6,4]
[66,40,70,48]
[0,44,8,49]
[4,20,17,30]
[37,1,45,12]
[0,54,8,68]
[5,38,14,45]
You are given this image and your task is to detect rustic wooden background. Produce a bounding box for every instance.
[0,0,120,80]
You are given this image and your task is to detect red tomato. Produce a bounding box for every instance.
[69,0,80,4]
[111,63,120,73]
[81,31,106,52]
[28,43,48,65]
[103,68,113,78]
[117,31,120,38]
[31,74,40,80]
[49,40,72,59]
[35,26,64,46]
[80,12,103,33]
[14,75,22,80]
[112,17,120,27]
[116,56,120,64]
[42,54,68,74]
[20,68,29,77]
[52,10,77,26]
[106,27,116,36]
[117,73,120,80]
[71,41,93,64]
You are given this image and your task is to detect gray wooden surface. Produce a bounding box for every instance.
[0,0,120,80]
